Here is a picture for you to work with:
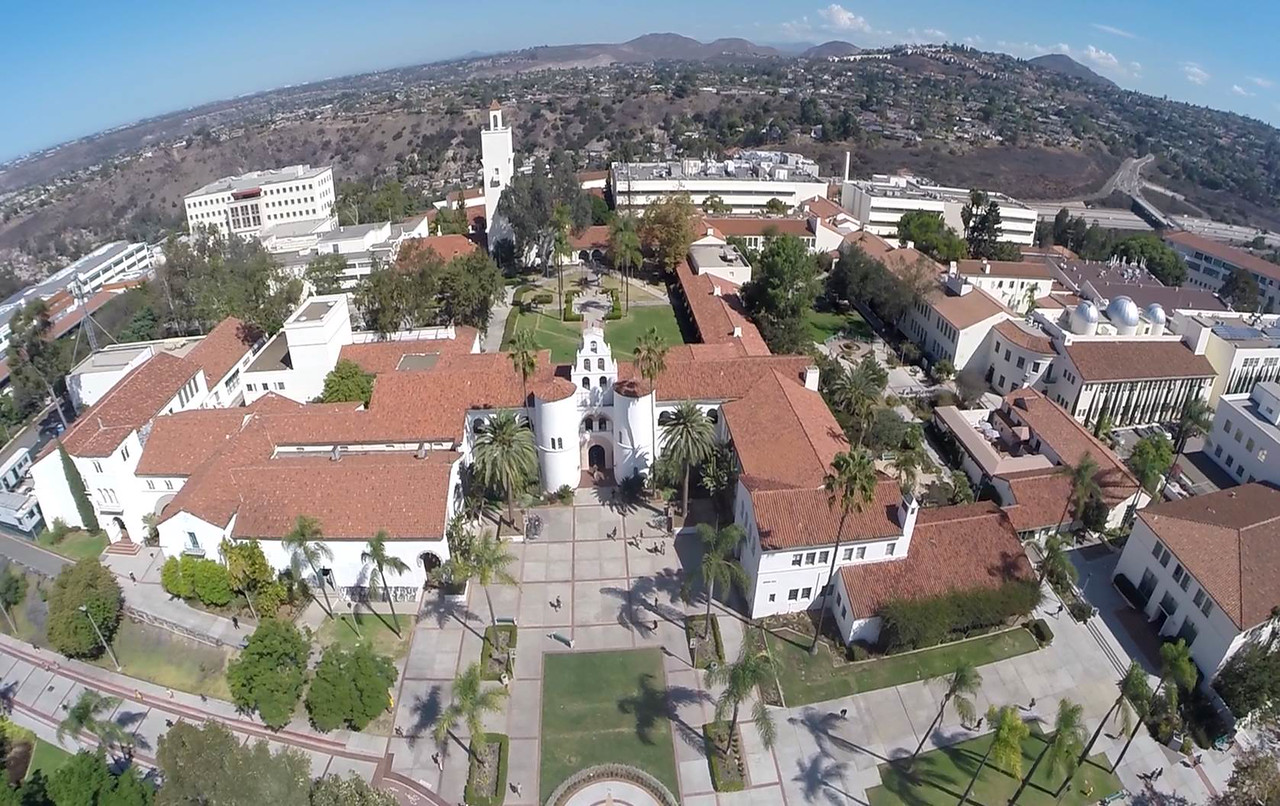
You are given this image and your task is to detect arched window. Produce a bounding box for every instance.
[581,378,590,389]
[590,341,598,354]
[598,377,608,389]
[583,359,590,370]
[599,417,610,432]
[597,358,605,370]
[584,418,594,432]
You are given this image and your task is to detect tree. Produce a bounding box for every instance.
[7,299,71,426]
[48,750,113,806]
[741,234,819,354]
[1013,699,1084,803]
[437,528,518,627]
[1111,234,1187,286]
[190,558,233,606]
[896,210,967,263]
[660,401,715,517]
[913,663,981,758]
[507,329,538,404]
[702,194,731,215]
[607,216,643,312]
[57,690,126,750]
[686,524,747,638]
[893,426,928,494]
[763,197,789,215]
[1115,640,1196,770]
[1057,453,1100,534]
[310,775,398,806]
[284,515,335,618]
[639,193,696,272]
[1214,641,1280,723]
[305,644,397,732]
[226,619,310,730]
[959,705,1028,805]
[362,531,410,636]
[1161,396,1212,500]
[949,470,975,504]
[320,359,375,406]
[222,538,277,619]
[1221,267,1262,312]
[495,154,590,277]
[1038,533,1077,588]
[961,190,1006,259]
[633,328,668,485]
[813,450,877,654]
[156,720,311,806]
[304,255,349,295]
[58,441,98,532]
[353,261,412,335]
[1212,747,1280,806]
[826,356,886,446]
[47,560,122,658]
[434,662,508,756]
[704,642,777,753]
[931,358,955,383]
[699,441,736,526]
[472,411,537,527]
[101,766,154,806]
[1125,433,1174,525]
[433,201,470,237]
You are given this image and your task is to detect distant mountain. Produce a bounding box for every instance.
[1026,54,1117,88]
[512,33,781,66]
[801,41,862,59]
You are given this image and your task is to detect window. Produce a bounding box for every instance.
[582,359,590,370]
[842,548,854,561]
[791,554,802,567]
[1247,437,1255,452]
[787,588,799,601]
[165,480,173,490]
[1214,444,1223,458]
[246,383,256,392]
[1004,349,1011,361]
[768,593,776,602]
[590,341,598,354]
[1224,418,1233,433]
[840,605,847,619]
[92,461,103,474]
[818,551,829,564]
[998,375,1006,388]
[584,419,594,432]
[1235,429,1243,443]
[1172,563,1185,584]
[856,546,866,560]
[1152,541,1171,567]
[581,378,590,389]
[596,358,605,370]
[1192,588,1205,607]
[146,480,155,490]
[1159,591,1179,616]
[1016,356,1025,369]
[1201,598,1213,617]
[805,551,817,565]
[186,531,200,550]
[274,382,285,390]
[598,377,608,389]
[886,542,897,556]
[801,587,812,599]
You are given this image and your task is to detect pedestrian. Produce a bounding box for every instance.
[511,782,522,796]
[135,689,143,700]
[166,688,174,699]
[396,726,404,737]
[232,615,240,630]
[553,595,562,611]
[433,751,443,770]
[839,708,848,719]
[128,572,137,585]
[1156,767,1164,780]
[974,717,984,730]
[1028,697,1036,709]
[650,619,659,631]
[1054,603,1065,616]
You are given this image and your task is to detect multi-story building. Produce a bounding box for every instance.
[1204,382,1280,486]
[1113,484,1280,679]
[904,271,1012,373]
[611,152,828,213]
[1165,230,1280,312]
[184,165,336,239]
[694,214,846,255]
[954,258,1055,313]
[840,174,1038,246]
[1173,312,1280,403]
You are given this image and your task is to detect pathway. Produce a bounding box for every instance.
[481,285,517,353]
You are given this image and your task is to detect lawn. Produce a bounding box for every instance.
[805,308,873,345]
[763,627,1040,706]
[91,619,234,700]
[35,530,107,561]
[540,649,680,803]
[503,301,683,364]
[503,308,583,363]
[605,305,683,357]
[316,612,412,660]
[24,739,73,781]
[867,729,1122,806]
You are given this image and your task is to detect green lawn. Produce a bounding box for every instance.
[91,619,234,700]
[540,649,680,802]
[24,739,73,781]
[503,301,683,364]
[764,627,1040,706]
[35,530,107,561]
[316,612,412,660]
[867,730,1123,806]
[805,308,873,344]
[605,305,683,357]
[503,308,583,363]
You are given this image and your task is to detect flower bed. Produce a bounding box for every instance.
[465,733,509,806]
[684,614,724,669]
[482,624,517,681]
[702,721,745,792]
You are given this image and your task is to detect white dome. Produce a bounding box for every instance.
[1074,300,1099,324]
[1106,296,1140,328]
[1145,302,1167,325]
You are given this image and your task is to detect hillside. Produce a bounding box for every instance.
[801,41,862,59]
[1026,54,1118,88]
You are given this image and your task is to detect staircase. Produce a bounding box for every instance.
[104,539,141,556]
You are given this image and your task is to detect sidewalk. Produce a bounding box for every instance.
[480,286,516,353]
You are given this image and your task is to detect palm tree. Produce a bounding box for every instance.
[1113,640,1196,771]
[58,690,126,750]
[893,426,928,494]
[508,329,538,404]
[828,356,885,446]
[551,204,572,319]
[699,442,736,527]
[362,531,411,637]
[434,662,509,757]
[1056,453,1100,535]
[1077,662,1149,791]
[284,515,335,619]
[1037,534,1077,588]
[1155,396,1212,499]
[705,642,778,754]
[686,524,748,639]
[660,401,715,517]
[958,705,1028,805]
[913,662,982,758]
[633,328,668,487]
[812,450,877,655]
[1125,433,1174,526]
[609,216,642,312]
[1011,699,1084,803]
[472,410,537,528]
[436,530,518,626]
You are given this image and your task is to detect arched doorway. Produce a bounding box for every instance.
[588,444,607,471]
[110,517,131,544]
[420,551,442,577]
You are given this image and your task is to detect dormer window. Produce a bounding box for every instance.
[596,358,605,370]
[590,341,598,354]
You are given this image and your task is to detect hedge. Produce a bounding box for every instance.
[604,289,623,320]
[481,624,518,681]
[1029,618,1054,646]
[702,722,744,792]
[878,579,1042,654]
[465,733,509,806]
[684,614,724,669]
[563,290,583,322]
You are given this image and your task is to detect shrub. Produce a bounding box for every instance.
[305,644,397,732]
[464,733,509,806]
[58,442,99,533]
[43,518,74,544]
[703,723,745,792]
[47,560,123,658]
[1214,642,1280,721]
[1029,618,1054,645]
[604,289,623,320]
[531,291,554,306]
[252,580,288,619]
[160,557,192,599]
[227,619,309,729]
[1068,600,1096,622]
[563,290,583,322]
[0,568,27,609]
[191,560,233,606]
[878,579,1041,654]
[544,484,574,505]
[847,641,872,662]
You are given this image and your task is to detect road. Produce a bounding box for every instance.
[1027,202,1152,231]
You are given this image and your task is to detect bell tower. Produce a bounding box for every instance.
[481,101,514,231]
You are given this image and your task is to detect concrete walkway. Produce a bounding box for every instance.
[480,286,517,353]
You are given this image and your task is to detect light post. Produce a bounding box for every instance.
[78,605,121,672]
[0,598,15,634]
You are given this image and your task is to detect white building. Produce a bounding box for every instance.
[694,214,846,256]
[184,165,336,239]
[954,258,1055,313]
[611,152,828,214]
[1165,230,1280,312]
[1173,312,1280,404]
[1204,382,1280,486]
[481,102,515,230]
[840,174,1038,246]
[1113,484,1280,679]
[904,270,1012,373]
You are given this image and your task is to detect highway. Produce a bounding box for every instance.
[1027,202,1151,231]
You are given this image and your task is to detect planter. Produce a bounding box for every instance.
[703,721,746,792]
[684,615,724,670]
[465,733,509,806]
[443,581,469,602]
[482,624,518,681]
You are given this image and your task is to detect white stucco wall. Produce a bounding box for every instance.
[31,450,82,530]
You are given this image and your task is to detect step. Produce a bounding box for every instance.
[104,541,142,556]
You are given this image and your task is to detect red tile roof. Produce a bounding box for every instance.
[994,320,1055,354]
[1164,230,1280,284]
[753,477,904,551]
[60,353,201,458]
[1063,341,1216,382]
[338,327,478,374]
[842,231,939,275]
[723,371,845,491]
[569,226,611,251]
[185,317,260,387]
[956,259,1054,280]
[397,234,480,264]
[135,409,255,476]
[840,501,1033,618]
[674,259,770,356]
[927,283,1009,331]
[617,353,813,403]
[702,217,813,239]
[801,197,845,218]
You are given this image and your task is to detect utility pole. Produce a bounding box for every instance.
[79,605,121,671]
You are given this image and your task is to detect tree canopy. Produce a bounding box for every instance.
[304,254,349,295]
[155,720,311,806]
[896,210,967,263]
[47,559,122,658]
[742,234,819,354]
[639,194,696,272]
[495,153,591,270]
[305,644,398,732]
[353,245,501,335]
[226,619,310,729]
[321,359,376,406]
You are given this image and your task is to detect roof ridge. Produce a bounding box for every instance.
[770,370,835,475]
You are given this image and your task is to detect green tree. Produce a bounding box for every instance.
[1161,396,1212,499]
[896,210,967,263]
[959,705,1028,804]
[762,197,789,215]
[226,619,310,730]
[57,691,127,751]
[48,750,113,806]
[742,234,820,354]
[633,328,668,487]
[1011,699,1084,803]
[699,441,736,526]
[912,663,981,758]
[305,644,397,732]
[1077,662,1148,790]
[321,359,375,406]
[639,193,696,273]
[117,304,160,344]
[949,470,975,504]
[434,662,508,756]
[47,560,122,658]
[58,442,98,532]
[1115,640,1196,770]
[471,411,537,527]
[685,524,747,639]
[1111,234,1187,286]
[496,154,592,275]
[362,531,410,636]
[7,299,71,426]
[1211,747,1280,806]
[0,567,27,612]
[1125,433,1174,525]
[434,530,517,627]
[189,558,233,606]
[284,515,335,618]
[222,538,276,619]
[931,358,955,383]
[156,720,311,806]
[607,216,643,312]
[433,202,470,236]
[431,250,503,331]
[812,450,877,654]
[304,254,349,295]
[1221,267,1262,312]
[660,401,715,517]
[701,194,731,215]
[353,263,411,336]
[101,766,154,806]
[508,329,538,404]
[961,190,1006,259]
[705,642,777,753]
[309,775,398,806]
[826,355,886,446]
[1057,453,1100,534]
[1214,640,1280,723]
[893,425,928,494]
[160,556,192,599]
[1038,534,1078,588]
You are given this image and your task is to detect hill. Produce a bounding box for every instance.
[513,33,779,67]
[801,41,861,59]
[1026,54,1117,88]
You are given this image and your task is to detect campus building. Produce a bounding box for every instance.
[611,152,828,213]
[184,165,336,239]
[1173,311,1280,404]
[1165,230,1280,312]
[1203,382,1280,487]
[839,174,1038,246]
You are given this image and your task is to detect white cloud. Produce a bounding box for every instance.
[1082,45,1120,71]
[923,28,947,39]
[1181,62,1210,85]
[962,35,983,46]
[817,3,871,33]
[1249,76,1274,89]
[904,27,947,43]
[1232,84,1255,97]
[1090,23,1137,39]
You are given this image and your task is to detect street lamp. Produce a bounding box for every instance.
[0,598,15,634]
[78,605,121,672]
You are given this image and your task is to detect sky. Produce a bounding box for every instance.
[2,0,1279,162]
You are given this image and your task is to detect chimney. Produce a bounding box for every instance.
[897,492,920,538]
[415,444,427,460]
[803,365,820,391]
[732,326,743,338]
[706,226,715,237]
[712,285,722,297]
[981,259,991,274]
[330,446,341,462]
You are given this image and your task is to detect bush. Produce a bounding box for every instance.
[531,291,554,306]
[1029,618,1054,646]
[160,557,193,599]
[544,484,574,505]
[464,733,509,806]
[604,289,623,320]
[0,568,27,609]
[1214,642,1280,721]
[563,290,582,322]
[878,579,1041,654]
[46,560,123,658]
[43,518,74,544]
[305,644,398,732]
[847,641,872,662]
[252,580,288,618]
[1068,600,1096,622]
[191,560,233,606]
[227,619,309,729]
[703,723,745,792]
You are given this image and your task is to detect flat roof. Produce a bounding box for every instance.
[934,405,1054,478]
[0,241,144,330]
[187,165,328,199]
[69,338,201,376]
[612,156,821,182]
[689,244,750,272]
[246,331,291,373]
[1220,393,1280,445]
[396,353,441,371]
[851,177,1031,210]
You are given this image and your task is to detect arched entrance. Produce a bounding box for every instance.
[110,517,131,544]
[420,551,442,577]
[588,444,607,471]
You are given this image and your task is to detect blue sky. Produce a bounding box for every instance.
[2,0,1278,162]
